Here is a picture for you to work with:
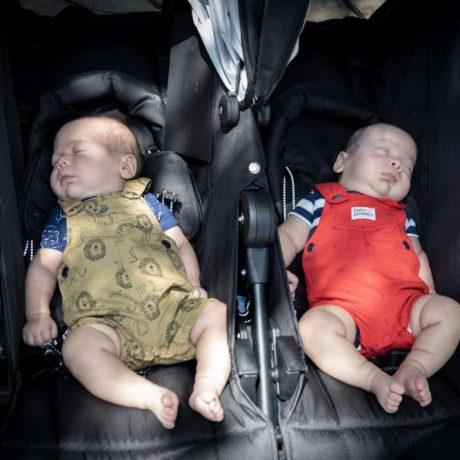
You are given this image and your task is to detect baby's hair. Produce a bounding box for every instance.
[85,115,143,175]
[344,125,369,153]
[344,122,414,155]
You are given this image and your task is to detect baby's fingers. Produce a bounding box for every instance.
[287,270,299,296]
[40,321,58,345]
[23,329,44,347]
[23,321,57,347]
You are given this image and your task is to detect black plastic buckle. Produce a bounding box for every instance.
[156,190,181,213]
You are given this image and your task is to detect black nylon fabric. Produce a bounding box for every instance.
[1,3,279,458]
[264,1,460,458]
[372,0,460,301]
[0,0,25,435]
[1,361,277,460]
[238,0,311,109]
[266,84,378,214]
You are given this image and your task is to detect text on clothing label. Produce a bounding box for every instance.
[351,207,376,221]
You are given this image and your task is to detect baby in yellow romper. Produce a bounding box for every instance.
[23,115,230,429]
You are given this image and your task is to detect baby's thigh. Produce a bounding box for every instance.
[62,323,122,362]
[299,305,357,343]
[189,299,227,344]
[410,294,460,335]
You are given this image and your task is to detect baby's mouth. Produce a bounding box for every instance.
[381,172,397,184]
[60,174,73,184]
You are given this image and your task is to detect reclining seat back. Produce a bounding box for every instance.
[262,6,460,458]
[3,5,282,456]
[18,71,202,254]
[265,84,378,311]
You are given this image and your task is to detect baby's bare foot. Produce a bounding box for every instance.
[145,386,179,429]
[189,381,224,422]
[394,365,432,407]
[369,370,404,413]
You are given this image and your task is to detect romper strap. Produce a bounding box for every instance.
[59,199,85,216]
[121,177,152,199]
[314,182,350,203]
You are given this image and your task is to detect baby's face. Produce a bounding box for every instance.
[336,126,417,202]
[51,118,126,200]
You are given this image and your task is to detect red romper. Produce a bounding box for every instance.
[302,183,429,358]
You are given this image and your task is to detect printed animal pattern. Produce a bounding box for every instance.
[57,178,208,369]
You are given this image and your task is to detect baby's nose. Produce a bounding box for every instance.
[389,158,403,172]
[57,156,69,169]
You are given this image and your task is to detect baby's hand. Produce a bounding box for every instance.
[287,270,299,298]
[192,286,208,298]
[23,314,58,347]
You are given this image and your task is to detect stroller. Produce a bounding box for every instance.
[1,0,460,458]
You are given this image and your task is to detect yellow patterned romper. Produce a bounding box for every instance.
[57,177,211,370]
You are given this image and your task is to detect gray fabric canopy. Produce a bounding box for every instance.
[188,0,307,103]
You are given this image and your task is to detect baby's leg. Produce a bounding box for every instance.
[62,323,179,429]
[188,300,230,422]
[394,294,460,407]
[300,306,405,413]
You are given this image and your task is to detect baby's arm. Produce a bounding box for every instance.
[410,236,436,293]
[165,225,207,298]
[278,215,311,267]
[278,215,311,295]
[23,248,62,346]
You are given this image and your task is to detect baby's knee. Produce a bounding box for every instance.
[423,295,460,329]
[299,309,333,344]
[195,300,226,327]
[299,307,355,346]
[190,300,227,343]
[435,296,460,319]
[441,297,460,328]
[61,331,83,368]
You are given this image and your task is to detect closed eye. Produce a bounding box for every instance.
[404,164,414,174]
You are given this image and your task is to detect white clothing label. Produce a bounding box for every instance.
[351,207,376,220]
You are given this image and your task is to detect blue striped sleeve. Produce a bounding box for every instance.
[143,193,178,231]
[40,206,67,252]
[289,189,325,228]
[405,207,418,238]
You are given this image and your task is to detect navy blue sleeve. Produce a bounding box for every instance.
[40,206,67,251]
[143,193,178,231]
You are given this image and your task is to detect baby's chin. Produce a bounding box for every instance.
[345,183,406,202]
[54,189,86,201]
[369,188,407,202]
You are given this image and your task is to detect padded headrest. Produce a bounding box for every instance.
[265,84,379,213]
[28,71,165,155]
[19,71,202,242]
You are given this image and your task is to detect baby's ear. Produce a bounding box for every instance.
[120,154,138,179]
[333,151,348,174]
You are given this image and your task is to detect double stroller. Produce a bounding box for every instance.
[1,1,460,458]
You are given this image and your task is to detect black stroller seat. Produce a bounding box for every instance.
[262,13,460,457]
[0,61,277,457]
[4,69,214,456]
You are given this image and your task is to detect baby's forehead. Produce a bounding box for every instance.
[54,119,105,146]
[362,126,417,158]
[363,125,406,142]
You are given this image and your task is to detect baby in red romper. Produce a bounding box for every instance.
[278,123,460,413]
